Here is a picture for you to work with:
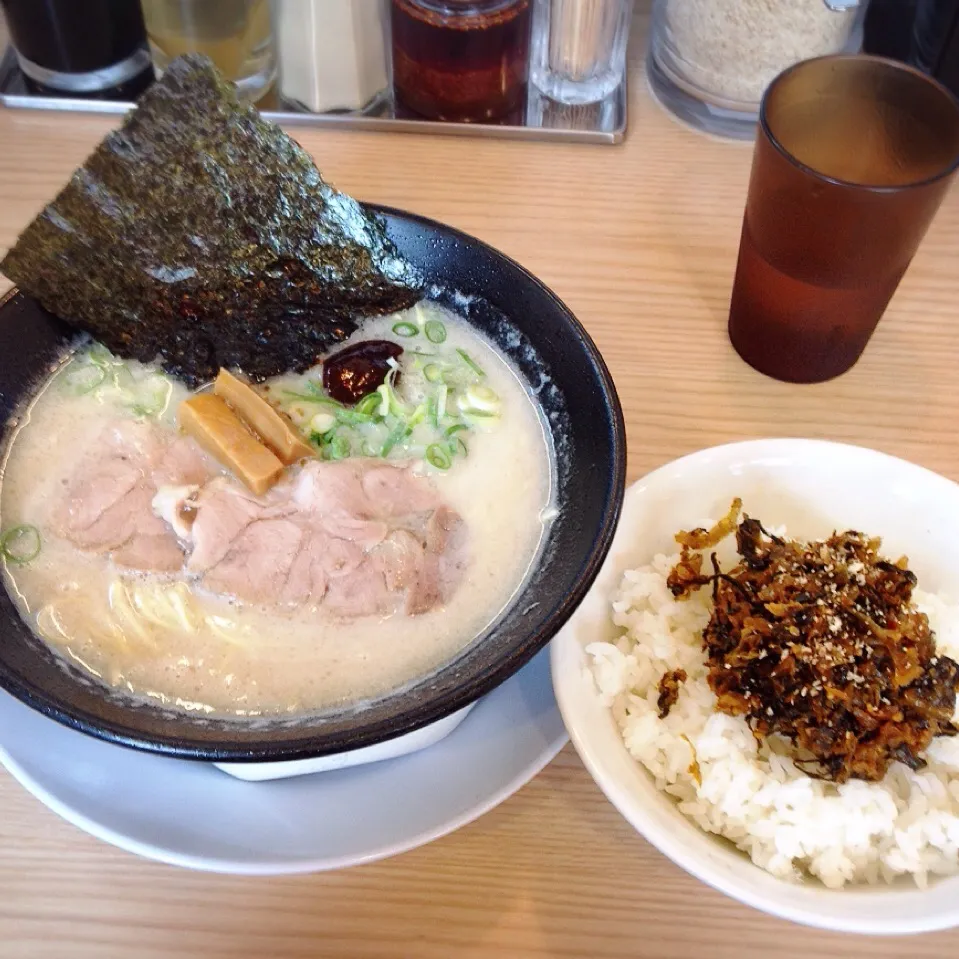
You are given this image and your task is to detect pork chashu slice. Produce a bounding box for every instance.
[54,437,469,618]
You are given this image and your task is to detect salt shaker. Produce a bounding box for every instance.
[276,0,390,114]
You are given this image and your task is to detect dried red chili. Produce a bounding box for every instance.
[322,340,403,405]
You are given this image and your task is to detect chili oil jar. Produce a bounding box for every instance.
[391,0,532,122]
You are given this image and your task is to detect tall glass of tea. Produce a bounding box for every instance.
[728,55,959,383]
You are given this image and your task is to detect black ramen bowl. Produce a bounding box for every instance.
[0,206,625,761]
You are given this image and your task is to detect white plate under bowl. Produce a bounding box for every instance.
[551,439,959,935]
[0,648,565,874]
[214,702,479,780]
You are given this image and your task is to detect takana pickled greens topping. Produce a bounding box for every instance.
[667,501,959,784]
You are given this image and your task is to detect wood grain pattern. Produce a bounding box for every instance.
[2,7,959,957]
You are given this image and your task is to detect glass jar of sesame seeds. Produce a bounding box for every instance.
[647,0,864,140]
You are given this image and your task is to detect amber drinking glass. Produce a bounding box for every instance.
[728,55,959,383]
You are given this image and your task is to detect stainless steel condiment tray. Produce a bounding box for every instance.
[0,47,626,144]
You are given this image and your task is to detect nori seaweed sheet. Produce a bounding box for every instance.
[0,55,424,386]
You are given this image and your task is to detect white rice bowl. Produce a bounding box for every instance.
[588,549,959,890]
[551,440,959,934]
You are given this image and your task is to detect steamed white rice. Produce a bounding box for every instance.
[587,543,959,889]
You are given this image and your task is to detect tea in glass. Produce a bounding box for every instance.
[728,55,959,382]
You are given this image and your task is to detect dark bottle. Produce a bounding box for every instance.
[911,0,959,96]
[863,0,919,61]
[391,0,532,123]
[1,0,154,99]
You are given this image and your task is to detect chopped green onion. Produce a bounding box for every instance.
[283,390,343,407]
[310,411,337,434]
[375,382,407,419]
[111,365,136,391]
[407,402,428,429]
[448,436,468,458]
[457,348,485,377]
[271,323,501,468]
[86,344,116,368]
[1,525,41,565]
[64,363,106,395]
[334,407,373,427]
[458,384,501,419]
[425,319,447,344]
[128,374,172,418]
[464,383,500,413]
[354,393,382,417]
[389,385,408,417]
[375,384,390,418]
[327,434,351,460]
[380,422,409,458]
[426,444,451,470]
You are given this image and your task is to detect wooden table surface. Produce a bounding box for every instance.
[3,9,959,958]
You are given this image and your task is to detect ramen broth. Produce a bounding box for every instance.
[0,305,554,716]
